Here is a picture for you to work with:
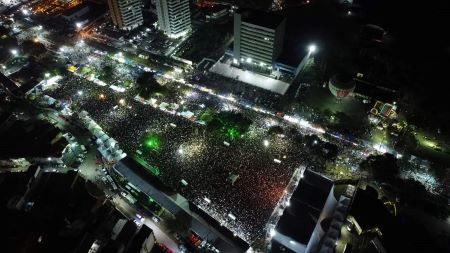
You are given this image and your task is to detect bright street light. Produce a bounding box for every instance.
[10,49,18,56]
[264,139,269,147]
[246,57,252,63]
[77,90,83,96]
[22,9,29,15]
[75,22,82,29]
[45,73,50,78]
[308,44,317,53]
[269,228,276,237]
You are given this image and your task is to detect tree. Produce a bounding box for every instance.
[359,153,399,182]
[208,111,252,139]
[0,36,18,63]
[200,108,215,123]
[428,161,450,183]
[165,212,190,235]
[99,65,114,83]
[136,72,167,99]
[22,40,46,57]
[268,125,283,135]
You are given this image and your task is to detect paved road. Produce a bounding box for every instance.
[143,218,180,252]
[112,195,181,252]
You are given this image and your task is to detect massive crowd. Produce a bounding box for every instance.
[41,45,373,243]
[42,73,331,242]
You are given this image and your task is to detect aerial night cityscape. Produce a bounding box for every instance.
[1,0,450,253]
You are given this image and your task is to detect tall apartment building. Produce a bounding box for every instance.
[155,0,191,38]
[233,10,286,68]
[108,0,143,30]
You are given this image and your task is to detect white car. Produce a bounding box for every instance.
[152,216,160,223]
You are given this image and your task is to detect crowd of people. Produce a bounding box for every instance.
[42,50,371,244]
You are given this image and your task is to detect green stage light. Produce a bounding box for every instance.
[144,135,160,150]
[226,127,240,140]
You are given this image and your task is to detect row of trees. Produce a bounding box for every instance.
[359,153,450,220]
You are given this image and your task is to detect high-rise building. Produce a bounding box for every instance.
[155,0,191,38]
[108,0,143,30]
[233,10,286,68]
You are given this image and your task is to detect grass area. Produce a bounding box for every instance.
[303,86,367,118]
[301,86,369,137]
[402,131,450,165]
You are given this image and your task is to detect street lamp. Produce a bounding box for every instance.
[269,228,276,237]
[10,49,18,56]
[75,22,82,29]
[308,44,317,54]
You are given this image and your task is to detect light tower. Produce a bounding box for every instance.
[270,0,285,11]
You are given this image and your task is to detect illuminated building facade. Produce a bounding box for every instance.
[108,0,143,30]
[155,0,191,38]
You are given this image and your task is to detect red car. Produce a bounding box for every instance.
[158,243,173,253]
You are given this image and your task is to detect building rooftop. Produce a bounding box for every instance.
[127,225,153,253]
[0,118,68,159]
[273,169,334,248]
[349,186,391,231]
[209,61,290,95]
[61,3,89,17]
[353,79,397,103]
[0,71,19,92]
[240,10,285,29]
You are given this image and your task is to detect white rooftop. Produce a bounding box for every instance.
[209,62,290,95]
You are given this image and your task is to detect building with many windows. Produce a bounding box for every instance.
[155,0,191,38]
[233,10,286,69]
[107,0,143,30]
